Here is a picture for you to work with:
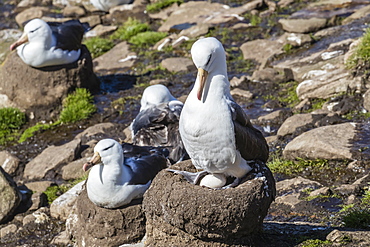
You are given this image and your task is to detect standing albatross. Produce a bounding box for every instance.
[10,18,88,68]
[83,139,168,208]
[173,37,269,189]
[131,84,187,164]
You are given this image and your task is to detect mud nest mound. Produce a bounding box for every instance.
[143,159,276,246]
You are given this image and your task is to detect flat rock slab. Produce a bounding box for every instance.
[93,41,136,75]
[160,57,194,73]
[69,184,146,246]
[23,139,81,181]
[278,18,327,33]
[143,159,276,246]
[283,122,370,160]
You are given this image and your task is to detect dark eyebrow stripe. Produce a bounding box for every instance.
[206,54,212,65]
[102,143,115,151]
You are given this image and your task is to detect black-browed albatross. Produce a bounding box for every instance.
[83,138,168,208]
[170,37,269,189]
[131,84,188,164]
[10,18,88,68]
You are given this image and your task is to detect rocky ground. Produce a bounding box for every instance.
[1,0,370,246]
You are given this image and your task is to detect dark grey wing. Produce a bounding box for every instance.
[132,102,187,164]
[48,20,89,51]
[228,100,269,163]
[122,143,168,185]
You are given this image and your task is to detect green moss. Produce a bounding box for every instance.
[111,95,141,109]
[299,239,332,247]
[59,88,96,124]
[129,31,168,47]
[110,18,150,41]
[283,43,293,54]
[146,0,183,13]
[362,189,370,204]
[44,175,87,203]
[346,28,370,69]
[18,122,58,143]
[83,37,114,59]
[267,156,330,176]
[0,107,26,145]
[277,81,300,107]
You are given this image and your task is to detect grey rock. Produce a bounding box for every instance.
[68,185,146,246]
[251,67,294,83]
[23,138,81,181]
[160,57,194,73]
[258,109,293,126]
[0,46,100,122]
[296,67,362,100]
[309,187,331,197]
[283,122,370,160]
[277,113,326,137]
[28,192,48,211]
[143,159,275,245]
[85,24,117,38]
[93,41,136,75]
[230,88,253,100]
[50,181,84,220]
[363,89,370,112]
[61,157,89,181]
[0,151,20,176]
[343,5,370,25]
[25,181,54,193]
[0,166,21,224]
[0,224,18,237]
[327,229,370,245]
[240,39,284,68]
[278,18,327,33]
[62,5,86,17]
[15,7,49,27]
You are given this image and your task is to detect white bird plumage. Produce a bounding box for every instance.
[10,19,86,68]
[90,0,134,11]
[83,139,167,208]
[176,37,269,188]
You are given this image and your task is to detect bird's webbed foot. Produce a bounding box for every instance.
[166,169,208,184]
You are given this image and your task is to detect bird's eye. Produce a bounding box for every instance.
[206,55,212,65]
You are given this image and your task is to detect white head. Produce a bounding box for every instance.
[83,139,123,171]
[190,37,228,101]
[140,84,178,111]
[10,19,52,51]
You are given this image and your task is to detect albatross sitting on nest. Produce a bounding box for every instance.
[169,37,269,189]
[10,18,88,68]
[83,139,168,208]
[131,84,188,164]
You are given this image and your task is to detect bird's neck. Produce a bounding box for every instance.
[101,157,127,185]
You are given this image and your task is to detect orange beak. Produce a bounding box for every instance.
[82,152,102,171]
[196,68,208,101]
[10,32,29,51]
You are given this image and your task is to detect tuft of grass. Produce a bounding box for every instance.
[0,107,26,145]
[299,239,332,247]
[146,0,183,13]
[19,88,96,143]
[342,210,370,229]
[129,31,168,47]
[59,88,96,124]
[18,122,58,143]
[110,18,150,41]
[44,175,87,203]
[346,28,370,69]
[277,81,300,107]
[83,37,114,59]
